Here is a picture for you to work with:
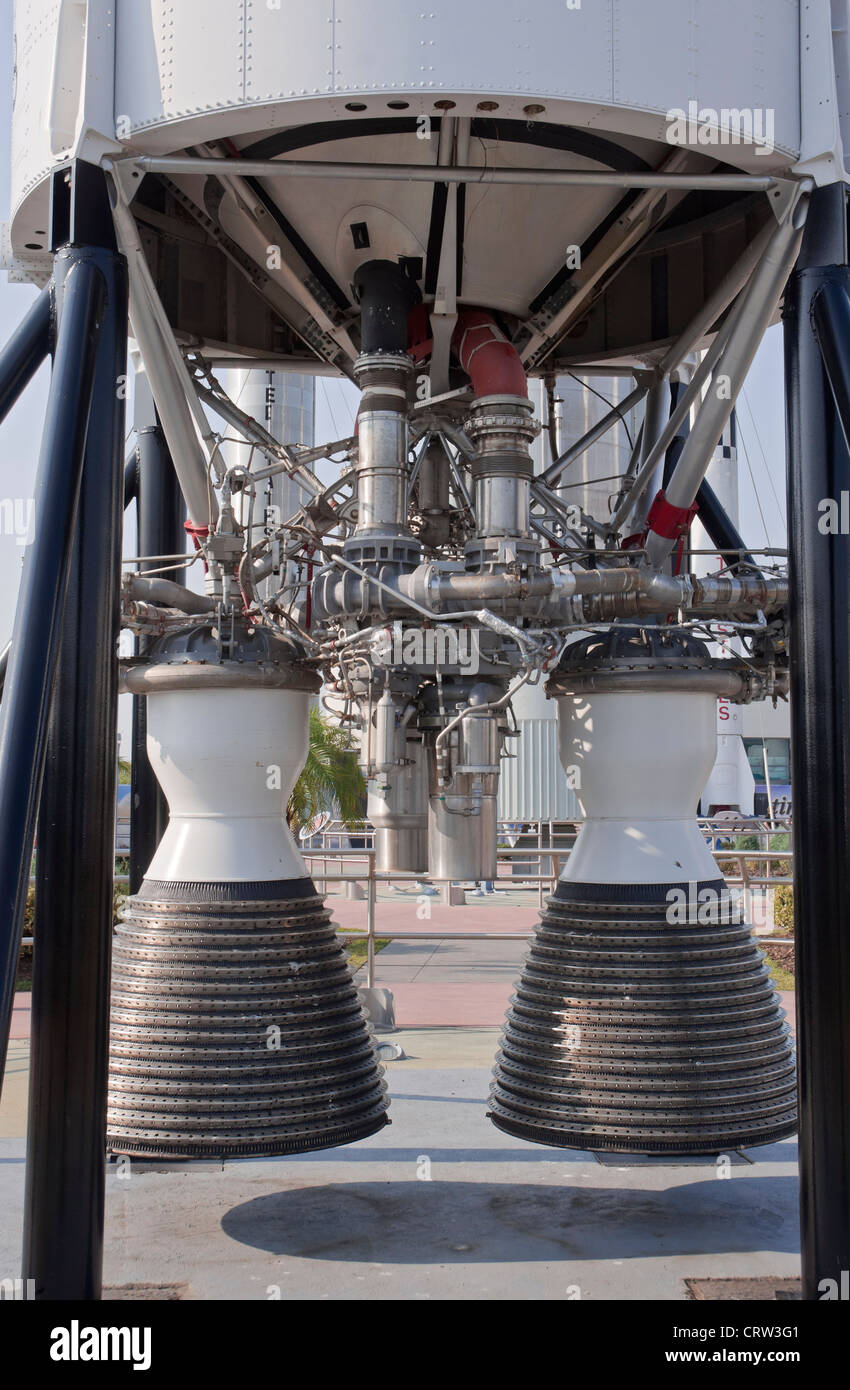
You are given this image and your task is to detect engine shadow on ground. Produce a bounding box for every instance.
[221,1177,798,1263]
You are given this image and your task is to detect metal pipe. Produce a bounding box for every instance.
[541,383,648,487]
[436,571,554,601]
[194,355,344,376]
[0,284,51,425]
[607,314,736,534]
[107,181,217,524]
[131,155,777,193]
[194,378,322,498]
[123,600,199,631]
[125,574,213,616]
[625,377,670,531]
[350,350,413,537]
[522,148,699,367]
[645,190,810,565]
[548,668,788,699]
[658,216,779,375]
[407,560,785,618]
[117,196,220,469]
[22,240,128,1301]
[0,256,105,1095]
[783,181,850,1301]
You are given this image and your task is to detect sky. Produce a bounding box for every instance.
[0,3,789,718]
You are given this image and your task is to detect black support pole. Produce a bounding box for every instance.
[21,226,129,1300]
[811,278,850,459]
[123,450,138,510]
[783,180,850,1300]
[129,422,185,893]
[0,259,105,1088]
[695,477,757,569]
[0,284,51,425]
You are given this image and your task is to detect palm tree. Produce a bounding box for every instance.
[287,707,366,834]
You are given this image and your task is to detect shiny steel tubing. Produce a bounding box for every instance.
[355,413,409,532]
[0,284,51,425]
[0,258,105,1114]
[125,574,213,616]
[351,352,413,536]
[194,378,322,498]
[132,156,777,192]
[109,186,216,525]
[607,317,735,535]
[549,668,789,698]
[658,216,779,375]
[645,190,810,565]
[541,383,648,487]
[423,563,785,615]
[626,377,670,530]
[435,571,555,602]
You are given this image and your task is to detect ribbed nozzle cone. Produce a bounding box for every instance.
[489,880,797,1154]
[107,878,389,1158]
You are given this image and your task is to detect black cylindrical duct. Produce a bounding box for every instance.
[354,259,420,353]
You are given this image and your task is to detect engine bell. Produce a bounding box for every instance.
[108,621,389,1159]
[489,630,797,1154]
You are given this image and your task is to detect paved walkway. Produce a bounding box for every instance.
[329,890,796,1031]
[10,882,796,1033]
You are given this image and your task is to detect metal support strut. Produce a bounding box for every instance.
[783,181,850,1301]
[22,228,128,1299]
[0,257,106,1090]
[2,160,129,1302]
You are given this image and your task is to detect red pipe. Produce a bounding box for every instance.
[451,309,528,399]
[407,306,528,399]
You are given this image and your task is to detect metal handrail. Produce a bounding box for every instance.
[302,831,795,988]
[18,824,795,972]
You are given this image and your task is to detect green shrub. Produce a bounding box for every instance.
[774,882,794,933]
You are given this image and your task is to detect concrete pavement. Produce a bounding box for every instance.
[0,1029,800,1300]
[1,884,800,1300]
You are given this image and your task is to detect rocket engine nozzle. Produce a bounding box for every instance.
[108,620,389,1159]
[489,629,796,1154]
